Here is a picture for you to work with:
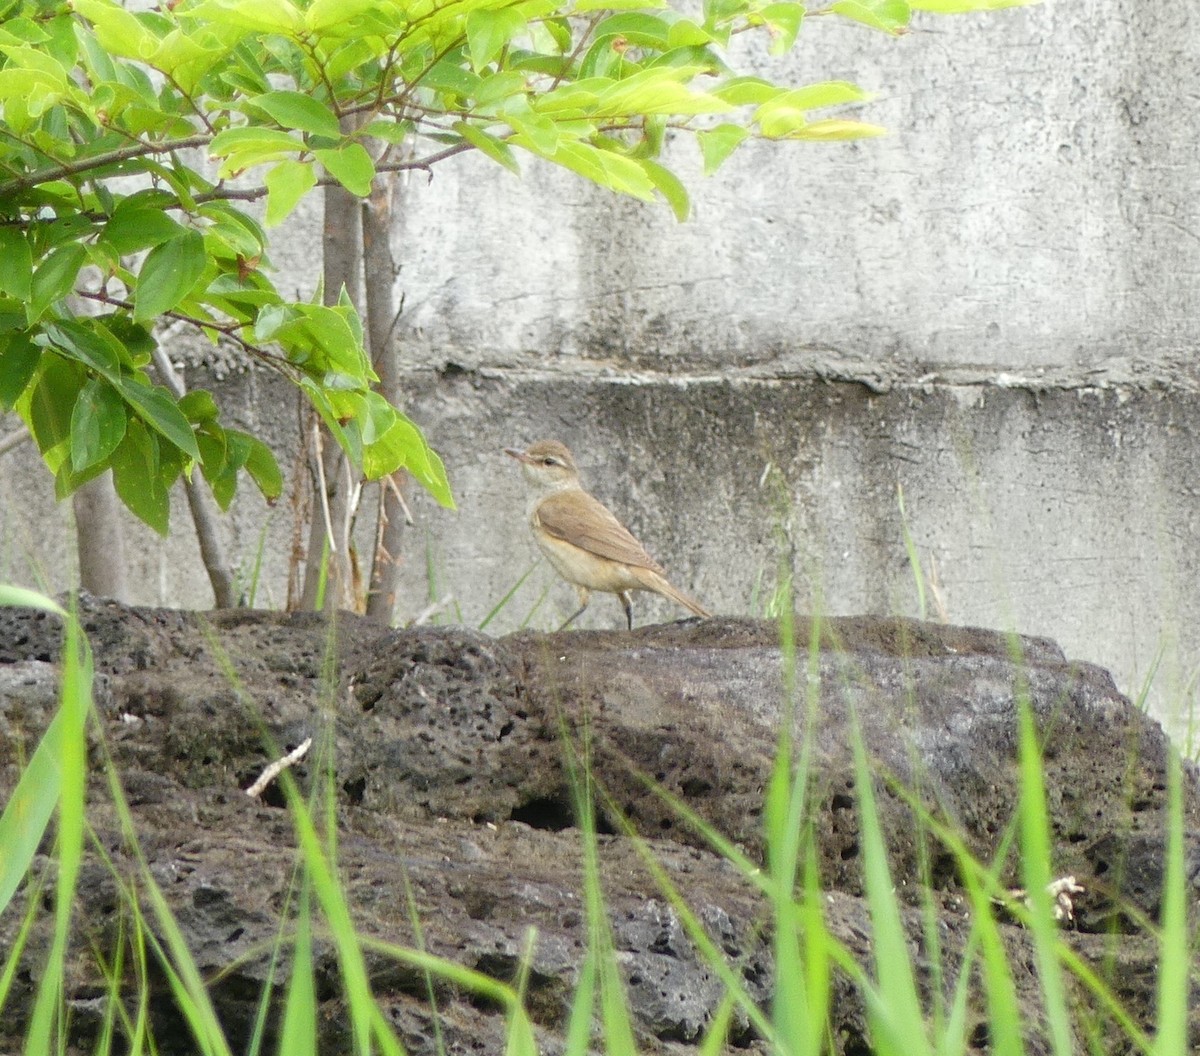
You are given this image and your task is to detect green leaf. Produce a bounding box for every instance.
[111,419,170,534]
[697,122,747,174]
[177,390,219,423]
[594,13,672,49]
[760,2,804,54]
[829,0,911,33]
[28,243,86,322]
[775,81,870,110]
[101,202,186,254]
[358,399,454,508]
[265,159,317,227]
[713,76,783,106]
[249,89,341,138]
[70,378,127,473]
[197,425,236,509]
[574,0,666,10]
[113,376,201,461]
[188,0,303,34]
[545,140,658,201]
[298,376,356,464]
[473,70,527,108]
[304,0,377,30]
[757,103,806,138]
[422,56,481,98]
[314,144,375,196]
[0,331,40,407]
[790,118,887,139]
[0,227,32,299]
[453,121,520,174]
[134,230,206,321]
[641,158,689,221]
[25,354,82,473]
[44,319,127,381]
[265,302,373,379]
[73,0,158,59]
[210,126,306,175]
[466,8,526,71]
[237,430,282,499]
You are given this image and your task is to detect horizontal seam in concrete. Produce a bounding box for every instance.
[399,360,1200,396]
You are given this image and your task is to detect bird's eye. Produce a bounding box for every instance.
[542,457,556,466]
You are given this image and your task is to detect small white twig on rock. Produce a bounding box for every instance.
[410,595,455,627]
[245,737,312,799]
[1000,875,1085,925]
[1047,875,1085,923]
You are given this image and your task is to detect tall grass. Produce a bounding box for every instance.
[0,584,1195,1055]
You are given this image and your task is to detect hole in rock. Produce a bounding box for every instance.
[510,795,575,831]
[342,776,366,804]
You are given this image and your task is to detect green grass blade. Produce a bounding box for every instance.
[281,772,395,1056]
[0,705,68,916]
[0,588,72,917]
[278,882,317,1056]
[563,949,597,1056]
[563,729,638,1056]
[479,563,537,631]
[97,739,235,1056]
[1016,701,1074,1056]
[852,722,932,1056]
[23,597,90,1056]
[596,780,780,1046]
[0,870,43,1012]
[897,482,927,620]
[698,990,736,1056]
[1151,749,1188,1056]
[244,515,271,608]
[505,929,540,1056]
[402,868,447,1056]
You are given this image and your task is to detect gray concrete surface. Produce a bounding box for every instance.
[3,0,1200,738]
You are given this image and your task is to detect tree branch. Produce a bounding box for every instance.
[151,347,238,608]
[0,134,210,198]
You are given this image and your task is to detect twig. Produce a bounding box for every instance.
[245,737,312,799]
[409,595,454,627]
[385,471,415,526]
[150,347,237,608]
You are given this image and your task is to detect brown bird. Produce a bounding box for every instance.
[504,439,711,630]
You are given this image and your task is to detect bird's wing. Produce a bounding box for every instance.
[535,490,665,574]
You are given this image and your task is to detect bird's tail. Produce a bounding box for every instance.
[634,568,712,619]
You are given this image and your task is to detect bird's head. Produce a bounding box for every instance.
[504,440,581,491]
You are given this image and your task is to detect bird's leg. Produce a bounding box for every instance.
[618,591,634,630]
[559,587,591,631]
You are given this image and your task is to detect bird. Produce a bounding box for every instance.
[504,439,711,630]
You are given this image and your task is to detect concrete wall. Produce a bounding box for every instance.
[3,0,1200,737]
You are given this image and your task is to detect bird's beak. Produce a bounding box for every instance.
[503,447,530,464]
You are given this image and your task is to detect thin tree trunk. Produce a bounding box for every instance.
[152,347,237,608]
[363,168,409,624]
[72,473,129,600]
[299,176,364,612]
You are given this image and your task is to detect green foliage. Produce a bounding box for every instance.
[0,0,1033,533]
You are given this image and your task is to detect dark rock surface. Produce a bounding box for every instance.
[0,600,1197,1054]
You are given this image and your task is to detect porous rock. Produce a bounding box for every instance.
[0,599,1196,1054]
